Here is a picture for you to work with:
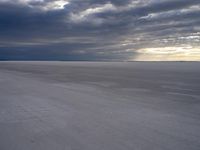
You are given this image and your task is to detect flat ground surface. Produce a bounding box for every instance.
[0,61,200,150]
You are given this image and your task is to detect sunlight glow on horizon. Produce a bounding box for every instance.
[133,46,200,61]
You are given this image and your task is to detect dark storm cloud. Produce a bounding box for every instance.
[133,0,200,14]
[0,3,66,35]
[0,0,200,60]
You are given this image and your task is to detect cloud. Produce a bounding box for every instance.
[0,0,70,10]
[0,0,200,61]
[69,3,116,25]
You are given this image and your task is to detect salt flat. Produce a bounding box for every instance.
[0,61,200,150]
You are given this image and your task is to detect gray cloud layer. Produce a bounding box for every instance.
[0,0,200,60]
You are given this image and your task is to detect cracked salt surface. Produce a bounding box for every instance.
[0,62,200,150]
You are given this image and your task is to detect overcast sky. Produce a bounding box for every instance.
[0,0,200,61]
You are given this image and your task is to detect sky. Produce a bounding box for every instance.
[0,0,200,61]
